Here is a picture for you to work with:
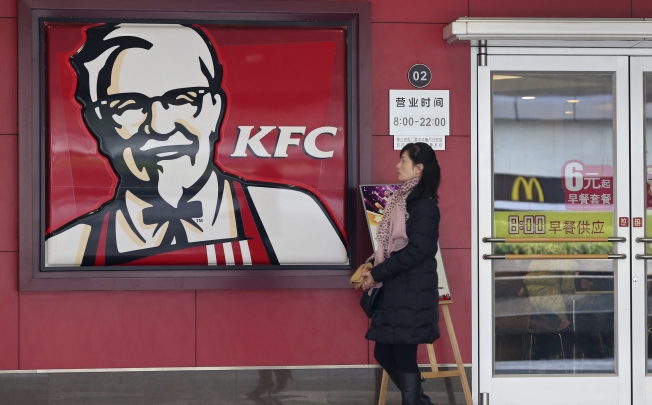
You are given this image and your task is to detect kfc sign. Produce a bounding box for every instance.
[44,23,349,268]
[231,126,338,158]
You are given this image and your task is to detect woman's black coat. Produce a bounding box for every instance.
[366,191,440,345]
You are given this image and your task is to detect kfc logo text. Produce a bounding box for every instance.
[231,126,338,158]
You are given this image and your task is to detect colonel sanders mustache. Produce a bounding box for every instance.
[108,122,205,184]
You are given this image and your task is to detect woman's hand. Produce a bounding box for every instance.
[361,271,376,291]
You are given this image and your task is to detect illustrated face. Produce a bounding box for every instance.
[82,25,223,204]
[397,151,422,182]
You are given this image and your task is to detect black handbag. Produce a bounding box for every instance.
[360,287,383,318]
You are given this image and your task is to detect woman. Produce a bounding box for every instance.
[362,142,441,405]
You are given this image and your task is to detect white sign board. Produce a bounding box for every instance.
[389,89,449,136]
[394,136,445,151]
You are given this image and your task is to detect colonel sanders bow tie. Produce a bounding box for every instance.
[141,199,204,234]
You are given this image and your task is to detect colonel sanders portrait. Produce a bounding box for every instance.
[45,23,348,267]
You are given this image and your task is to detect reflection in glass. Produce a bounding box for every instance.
[491,74,616,375]
[645,74,652,373]
[247,369,294,399]
[494,260,615,374]
[492,74,614,254]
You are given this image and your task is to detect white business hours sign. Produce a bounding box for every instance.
[389,89,449,150]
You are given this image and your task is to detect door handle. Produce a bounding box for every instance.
[483,254,626,260]
[635,238,652,259]
[483,237,626,243]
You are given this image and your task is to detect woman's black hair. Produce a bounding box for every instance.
[400,142,441,200]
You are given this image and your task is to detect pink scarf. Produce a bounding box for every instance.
[374,177,419,266]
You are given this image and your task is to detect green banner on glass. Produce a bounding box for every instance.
[494,211,614,238]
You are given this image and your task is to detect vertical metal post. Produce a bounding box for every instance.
[480,392,489,405]
[572,298,576,373]
[478,40,487,67]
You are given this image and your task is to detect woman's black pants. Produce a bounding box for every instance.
[373,342,420,374]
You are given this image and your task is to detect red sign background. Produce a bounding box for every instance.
[45,24,348,239]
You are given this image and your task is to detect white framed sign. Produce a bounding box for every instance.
[389,89,450,136]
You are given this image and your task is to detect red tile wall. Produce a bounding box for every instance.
[0,18,17,135]
[469,0,631,18]
[0,253,18,369]
[19,291,196,369]
[196,290,369,366]
[633,0,652,18]
[0,136,17,251]
[5,0,632,371]
[0,0,15,18]
[370,0,467,24]
[0,0,18,371]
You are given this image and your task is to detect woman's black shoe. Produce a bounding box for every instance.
[391,373,434,405]
[399,373,422,405]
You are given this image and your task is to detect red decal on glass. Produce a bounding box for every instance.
[562,160,613,211]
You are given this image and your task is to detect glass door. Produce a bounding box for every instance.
[631,57,652,405]
[477,55,631,405]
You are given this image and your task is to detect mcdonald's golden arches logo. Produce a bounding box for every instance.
[511,176,544,202]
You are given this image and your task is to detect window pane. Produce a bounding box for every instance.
[492,73,616,375]
[494,260,614,375]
